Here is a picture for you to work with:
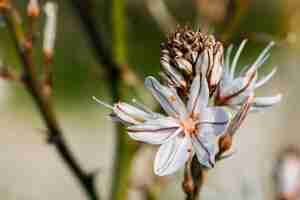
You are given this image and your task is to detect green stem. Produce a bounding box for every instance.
[110,126,138,200]
[220,0,251,43]
[112,0,127,65]
[67,1,140,198]
[110,0,139,200]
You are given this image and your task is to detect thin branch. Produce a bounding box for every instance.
[68,0,121,100]
[0,2,99,200]
[68,1,141,200]
[69,0,142,91]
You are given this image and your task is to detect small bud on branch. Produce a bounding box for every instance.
[43,2,58,60]
[27,0,40,18]
[0,0,9,9]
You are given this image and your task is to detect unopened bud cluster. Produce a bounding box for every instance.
[160,26,223,95]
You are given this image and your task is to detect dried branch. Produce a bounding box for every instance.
[0,1,99,200]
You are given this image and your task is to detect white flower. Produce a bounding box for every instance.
[215,40,282,111]
[97,75,229,176]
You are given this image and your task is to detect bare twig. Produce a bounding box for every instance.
[0,2,99,200]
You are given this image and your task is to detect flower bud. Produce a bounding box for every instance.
[27,0,40,17]
[174,57,193,75]
[160,26,224,94]
[160,55,187,89]
[43,2,58,60]
[0,0,9,9]
[208,42,223,88]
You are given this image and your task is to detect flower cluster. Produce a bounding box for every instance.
[96,27,281,176]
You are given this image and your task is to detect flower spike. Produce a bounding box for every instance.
[96,27,282,176]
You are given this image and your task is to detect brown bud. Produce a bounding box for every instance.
[0,0,9,9]
[160,25,224,96]
[218,134,232,153]
[27,0,40,17]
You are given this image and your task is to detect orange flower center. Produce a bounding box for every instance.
[180,116,198,137]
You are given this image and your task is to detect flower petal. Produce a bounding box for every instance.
[113,102,157,124]
[160,57,187,88]
[209,43,224,87]
[253,94,282,109]
[127,117,180,144]
[174,57,193,75]
[187,75,209,114]
[145,76,187,119]
[191,132,218,168]
[195,49,211,75]
[225,96,253,137]
[230,39,248,79]
[219,74,256,105]
[199,107,229,135]
[131,98,164,119]
[226,88,253,105]
[225,44,233,73]
[199,122,227,138]
[154,136,190,176]
[219,77,246,98]
[255,67,277,89]
[246,41,274,75]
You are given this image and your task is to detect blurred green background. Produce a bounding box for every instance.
[0,0,299,199]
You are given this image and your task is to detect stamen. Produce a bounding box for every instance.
[92,96,114,110]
